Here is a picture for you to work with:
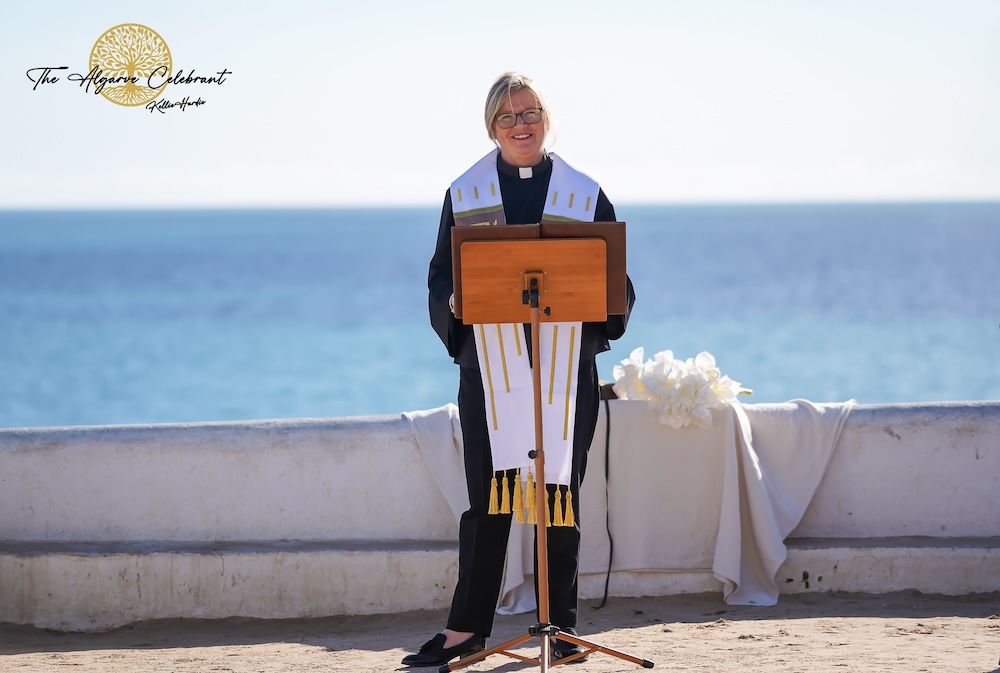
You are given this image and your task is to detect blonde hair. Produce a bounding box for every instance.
[483,72,552,143]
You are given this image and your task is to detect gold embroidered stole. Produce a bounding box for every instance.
[451,150,600,525]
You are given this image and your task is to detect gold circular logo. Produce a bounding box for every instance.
[89,23,171,106]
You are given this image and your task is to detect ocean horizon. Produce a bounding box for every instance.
[2,201,999,429]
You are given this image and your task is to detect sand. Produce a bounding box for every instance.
[1,591,998,673]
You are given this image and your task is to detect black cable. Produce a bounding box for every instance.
[594,397,613,609]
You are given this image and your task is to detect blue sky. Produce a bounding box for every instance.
[2,0,998,208]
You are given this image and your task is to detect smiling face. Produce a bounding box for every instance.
[492,87,547,167]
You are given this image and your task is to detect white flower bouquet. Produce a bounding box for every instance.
[612,347,752,429]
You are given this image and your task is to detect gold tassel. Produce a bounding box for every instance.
[488,474,499,515]
[563,489,575,527]
[500,473,511,514]
[544,488,552,527]
[525,471,536,524]
[512,469,525,524]
[553,486,564,527]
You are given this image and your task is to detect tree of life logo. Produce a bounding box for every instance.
[89,23,171,106]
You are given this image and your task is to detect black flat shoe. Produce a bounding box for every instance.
[401,633,486,667]
[552,628,589,664]
[552,643,589,663]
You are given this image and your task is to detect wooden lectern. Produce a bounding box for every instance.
[444,223,653,672]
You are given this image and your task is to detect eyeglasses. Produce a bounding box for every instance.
[495,107,543,129]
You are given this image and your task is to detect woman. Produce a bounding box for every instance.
[403,72,634,668]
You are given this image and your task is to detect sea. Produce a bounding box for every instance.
[1,203,998,429]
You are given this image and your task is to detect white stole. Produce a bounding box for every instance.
[451,150,599,491]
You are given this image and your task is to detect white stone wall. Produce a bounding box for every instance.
[792,402,1000,538]
[1,402,997,630]
[0,415,456,543]
[2,403,997,544]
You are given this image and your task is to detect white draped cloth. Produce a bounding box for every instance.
[405,397,854,611]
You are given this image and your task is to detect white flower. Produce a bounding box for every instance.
[612,348,751,429]
[612,347,649,401]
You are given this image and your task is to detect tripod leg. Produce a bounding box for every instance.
[437,632,535,672]
[553,630,655,668]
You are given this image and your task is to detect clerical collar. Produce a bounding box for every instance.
[497,154,551,180]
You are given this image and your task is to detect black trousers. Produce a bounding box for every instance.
[446,359,600,636]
